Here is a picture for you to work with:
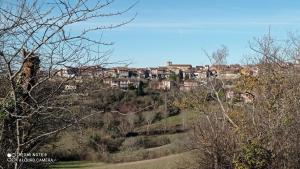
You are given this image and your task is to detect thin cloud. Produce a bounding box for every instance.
[68,18,300,32]
[126,21,300,29]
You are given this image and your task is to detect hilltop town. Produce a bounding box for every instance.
[57,61,261,91]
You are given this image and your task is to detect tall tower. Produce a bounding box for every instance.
[166,61,172,66]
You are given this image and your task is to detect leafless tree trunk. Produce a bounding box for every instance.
[204,46,239,129]
[143,111,156,135]
[0,0,135,168]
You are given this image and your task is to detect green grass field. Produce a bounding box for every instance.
[137,110,199,132]
[51,110,197,169]
[51,153,191,169]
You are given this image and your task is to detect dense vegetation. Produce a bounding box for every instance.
[43,80,184,164]
[175,35,300,169]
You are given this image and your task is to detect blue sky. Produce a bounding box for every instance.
[4,0,300,67]
[95,0,300,67]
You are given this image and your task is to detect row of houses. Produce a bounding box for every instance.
[57,61,256,81]
[101,78,202,91]
[57,61,262,92]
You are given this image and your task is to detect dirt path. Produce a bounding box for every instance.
[114,153,184,166]
[53,152,192,169]
[90,152,191,169]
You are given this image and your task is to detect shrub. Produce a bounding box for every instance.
[88,134,124,153]
[234,142,272,169]
[141,136,171,149]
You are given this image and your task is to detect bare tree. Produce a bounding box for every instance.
[0,0,135,168]
[211,45,228,65]
[182,32,300,169]
[126,113,138,132]
[191,112,237,169]
[245,33,300,169]
[143,111,156,135]
[204,46,238,129]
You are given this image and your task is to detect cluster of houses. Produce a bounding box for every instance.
[57,61,259,92]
